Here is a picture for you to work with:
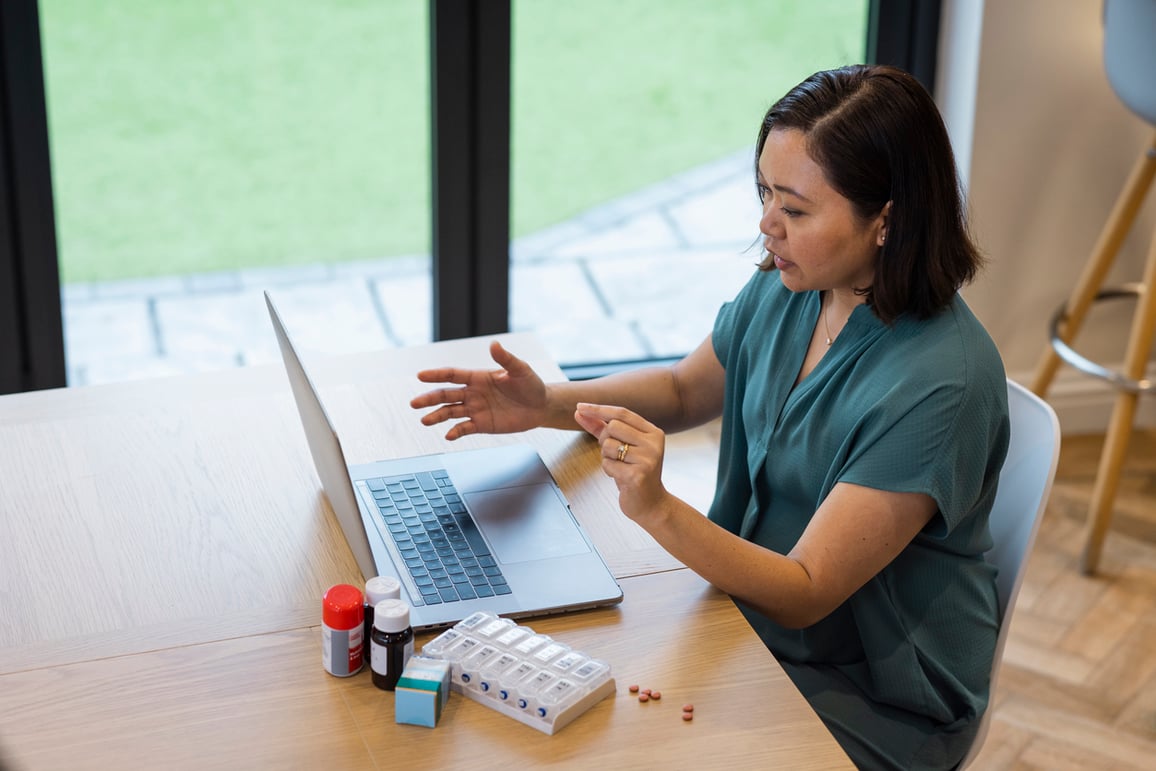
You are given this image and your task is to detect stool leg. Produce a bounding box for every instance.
[1031,133,1156,398]
[1080,219,1156,574]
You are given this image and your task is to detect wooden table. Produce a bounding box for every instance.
[0,333,850,769]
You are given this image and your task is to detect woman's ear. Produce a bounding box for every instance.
[876,201,892,247]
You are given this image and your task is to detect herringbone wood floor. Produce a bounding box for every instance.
[663,425,1156,769]
[970,428,1156,770]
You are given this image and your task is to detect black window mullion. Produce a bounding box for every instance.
[472,1,511,335]
[866,0,943,93]
[0,0,65,394]
[429,0,511,341]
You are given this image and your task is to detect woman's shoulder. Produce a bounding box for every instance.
[724,269,813,326]
[728,267,791,306]
[889,295,1004,379]
[838,295,1006,428]
[715,269,808,355]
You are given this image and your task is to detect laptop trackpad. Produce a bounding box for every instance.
[465,485,591,564]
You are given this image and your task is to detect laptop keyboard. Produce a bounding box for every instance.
[366,470,510,606]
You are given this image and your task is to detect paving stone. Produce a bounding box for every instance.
[63,298,157,368]
[587,247,756,323]
[61,283,94,303]
[239,262,333,289]
[671,149,753,192]
[576,181,681,230]
[89,274,186,300]
[373,273,434,347]
[184,270,243,293]
[157,280,389,367]
[263,280,392,355]
[153,288,268,362]
[572,149,751,232]
[333,254,429,280]
[522,316,650,365]
[631,300,727,359]
[548,211,683,260]
[511,219,593,262]
[668,176,761,249]
[510,263,606,331]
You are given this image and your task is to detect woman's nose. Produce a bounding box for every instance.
[760,201,783,238]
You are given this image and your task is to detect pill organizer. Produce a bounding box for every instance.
[420,611,616,735]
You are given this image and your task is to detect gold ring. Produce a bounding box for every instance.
[616,443,630,462]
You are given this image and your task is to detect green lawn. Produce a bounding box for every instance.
[41,0,865,283]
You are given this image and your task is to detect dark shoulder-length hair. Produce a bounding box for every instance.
[756,64,982,322]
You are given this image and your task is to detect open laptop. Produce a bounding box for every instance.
[266,292,623,630]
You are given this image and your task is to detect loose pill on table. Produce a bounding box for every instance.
[681,711,693,721]
[641,688,651,696]
[681,704,694,713]
[650,690,661,700]
[628,684,640,693]
[638,693,650,702]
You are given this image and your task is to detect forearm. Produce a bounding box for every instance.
[541,335,724,433]
[542,366,696,433]
[572,400,828,628]
[642,494,825,629]
[638,484,938,630]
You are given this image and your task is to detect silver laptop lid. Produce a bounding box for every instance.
[265,292,378,579]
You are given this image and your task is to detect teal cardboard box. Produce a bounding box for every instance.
[395,656,452,728]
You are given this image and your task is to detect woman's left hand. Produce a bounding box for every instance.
[573,402,669,523]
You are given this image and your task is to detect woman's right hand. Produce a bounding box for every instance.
[410,341,549,440]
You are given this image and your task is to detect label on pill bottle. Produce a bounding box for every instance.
[322,622,364,677]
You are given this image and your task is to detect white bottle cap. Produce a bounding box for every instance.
[365,575,402,605]
[373,599,411,633]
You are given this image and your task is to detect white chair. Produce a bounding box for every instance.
[958,380,1061,769]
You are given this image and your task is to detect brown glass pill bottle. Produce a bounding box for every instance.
[363,576,401,666]
[370,598,414,691]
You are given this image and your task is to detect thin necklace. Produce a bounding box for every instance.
[822,291,834,346]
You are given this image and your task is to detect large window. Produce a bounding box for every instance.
[1,0,929,392]
[40,0,429,384]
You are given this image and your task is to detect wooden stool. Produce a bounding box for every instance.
[1031,0,1156,575]
[1030,131,1156,574]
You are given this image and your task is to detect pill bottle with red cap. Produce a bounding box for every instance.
[322,584,364,677]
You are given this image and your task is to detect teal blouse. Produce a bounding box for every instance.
[710,269,1009,770]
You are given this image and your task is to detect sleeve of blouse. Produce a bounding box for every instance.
[835,363,1009,538]
[713,299,737,364]
[713,269,766,366]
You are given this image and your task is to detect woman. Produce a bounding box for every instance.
[411,64,1009,770]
